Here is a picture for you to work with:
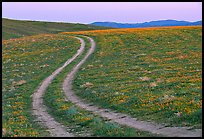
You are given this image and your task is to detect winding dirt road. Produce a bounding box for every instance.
[32,37,85,137]
[32,35,201,137]
[63,36,202,137]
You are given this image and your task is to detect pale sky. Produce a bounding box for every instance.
[2,2,202,24]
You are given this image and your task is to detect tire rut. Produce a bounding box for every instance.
[32,36,85,137]
[63,36,202,137]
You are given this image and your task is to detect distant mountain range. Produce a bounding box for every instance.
[91,20,202,28]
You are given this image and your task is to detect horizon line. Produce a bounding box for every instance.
[2,17,202,25]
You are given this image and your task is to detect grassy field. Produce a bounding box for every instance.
[62,26,202,128]
[2,25,202,137]
[2,34,81,137]
[2,18,111,40]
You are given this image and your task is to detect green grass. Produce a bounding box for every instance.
[2,34,81,137]
[2,18,112,40]
[62,26,202,128]
[43,35,160,137]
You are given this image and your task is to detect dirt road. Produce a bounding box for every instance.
[32,36,85,137]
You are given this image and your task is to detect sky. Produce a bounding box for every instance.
[2,2,202,24]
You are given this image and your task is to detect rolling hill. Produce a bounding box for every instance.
[91,20,202,28]
[2,18,202,136]
[2,18,111,40]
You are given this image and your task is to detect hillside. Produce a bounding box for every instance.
[91,20,202,28]
[2,18,111,40]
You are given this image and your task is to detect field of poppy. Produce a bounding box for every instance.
[2,25,202,137]
[62,26,202,128]
[2,34,81,137]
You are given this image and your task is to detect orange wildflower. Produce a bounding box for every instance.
[161,104,164,109]
[177,72,181,76]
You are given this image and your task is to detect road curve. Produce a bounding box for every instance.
[32,37,85,137]
[63,36,202,137]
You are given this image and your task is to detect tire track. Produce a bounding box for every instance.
[63,36,202,137]
[32,36,85,137]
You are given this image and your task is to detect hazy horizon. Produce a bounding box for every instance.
[2,2,202,24]
[2,17,202,25]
